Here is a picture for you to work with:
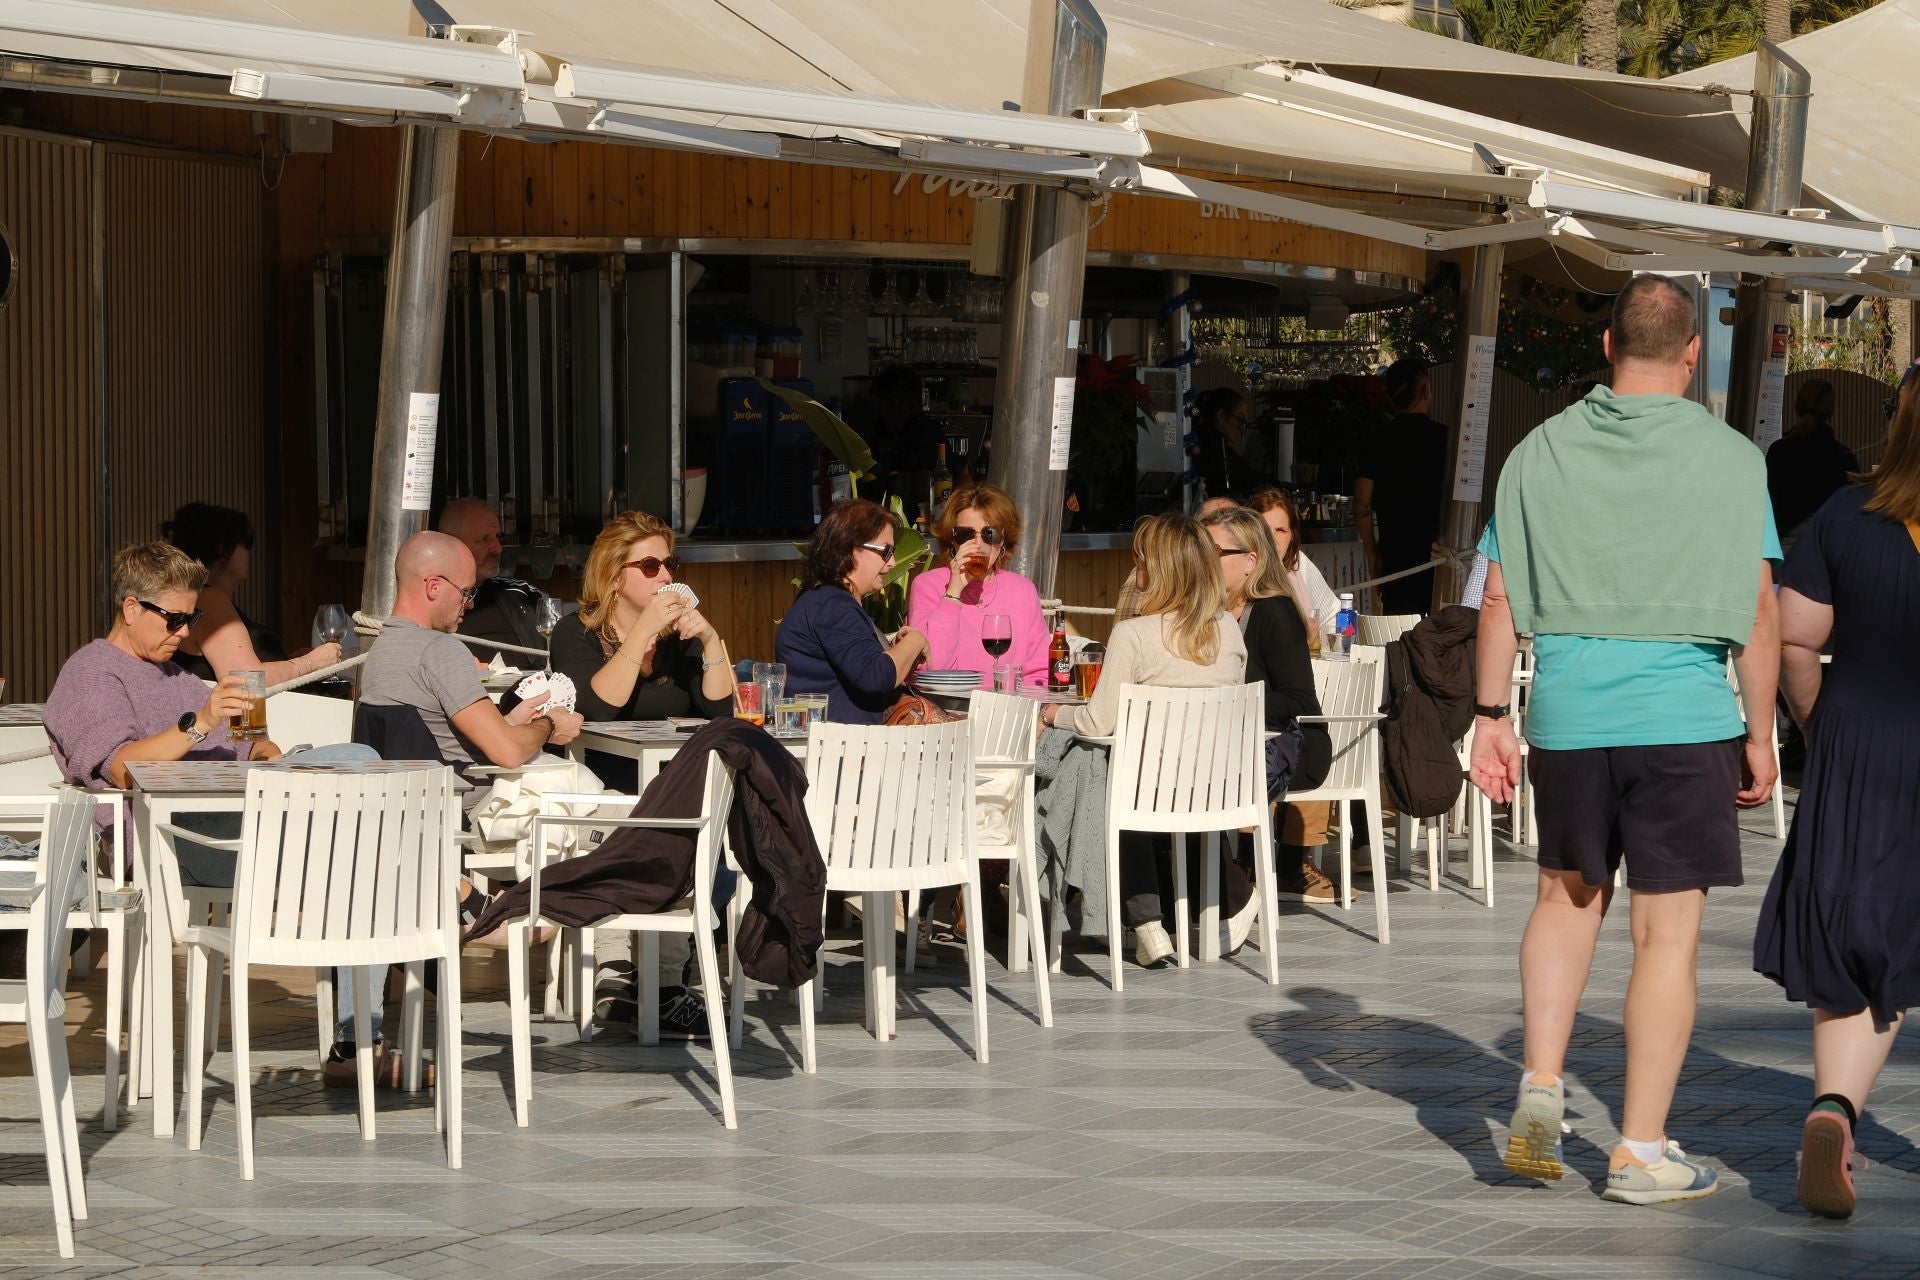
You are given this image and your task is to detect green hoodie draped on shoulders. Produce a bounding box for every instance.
[1493,387,1768,646]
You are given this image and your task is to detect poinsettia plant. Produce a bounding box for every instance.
[1069,354,1152,531]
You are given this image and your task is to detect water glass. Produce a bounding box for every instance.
[797,692,830,722]
[774,700,810,734]
[993,664,1023,694]
[751,662,787,702]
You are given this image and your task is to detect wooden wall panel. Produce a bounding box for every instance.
[0,130,101,701]
[103,149,272,622]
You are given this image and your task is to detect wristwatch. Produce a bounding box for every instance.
[1473,702,1512,721]
[177,711,209,744]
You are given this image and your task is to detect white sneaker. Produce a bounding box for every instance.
[1603,1141,1720,1205]
[1133,921,1175,969]
[1503,1074,1566,1180]
[1221,895,1260,956]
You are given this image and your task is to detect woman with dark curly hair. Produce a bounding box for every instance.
[775,499,929,723]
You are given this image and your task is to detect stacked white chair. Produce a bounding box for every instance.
[508,755,738,1129]
[0,788,92,1257]
[1289,648,1391,942]
[798,720,986,1068]
[1102,683,1278,990]
[176,766,464,1178]
[0,788,141,1131]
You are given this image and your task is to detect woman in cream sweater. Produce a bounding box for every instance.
[1044,512,1245,967]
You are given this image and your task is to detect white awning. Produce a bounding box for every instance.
[1669,0,1920,226]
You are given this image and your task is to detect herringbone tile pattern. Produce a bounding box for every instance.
[3,801,1917,1277]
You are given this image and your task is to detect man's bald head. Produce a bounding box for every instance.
[393,531,477,631]
[436,497,503,578]
[1198,496,1240,517]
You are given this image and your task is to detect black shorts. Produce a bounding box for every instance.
[1528,738,1745,892]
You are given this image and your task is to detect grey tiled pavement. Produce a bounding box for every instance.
[4,798,1918,1278]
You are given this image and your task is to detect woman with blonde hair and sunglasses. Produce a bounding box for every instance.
[549,510,735,788]
[1045,512,1246,968]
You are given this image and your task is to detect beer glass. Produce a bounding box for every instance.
[228,670,267,741]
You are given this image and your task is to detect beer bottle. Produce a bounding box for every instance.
[1048,627,1072,691]
[931,442,954,510]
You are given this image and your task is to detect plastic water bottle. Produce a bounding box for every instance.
[1330,593,1357,659]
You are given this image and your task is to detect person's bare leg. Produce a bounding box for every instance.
[1813,1008,1904,1117]
[1520,868,1611,1081]
[1617,888,1706,1145]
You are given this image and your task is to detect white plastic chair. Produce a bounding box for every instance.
[264,689,354,751]
[177,766,464,1178]
[0,788,92,1257]
[0,788,142,1131]
[1102,683,1278,991]
[1290,647,1391,943]
[1356,613,1421,646]
[798,720,986,1067]
[508,756,739,1129]
[900,691,1053,1023]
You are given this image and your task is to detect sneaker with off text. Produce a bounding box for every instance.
[1603,1141,1720,1205]
[1503,1074,1566,1180]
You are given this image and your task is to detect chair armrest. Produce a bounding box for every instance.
[467,760,575,777]
[974,760,1037,775]
[156,822,242,852]
[534,814,708,831]
[1297,714,1385,725]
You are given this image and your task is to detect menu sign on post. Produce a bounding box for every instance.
[401,392,439,511]
[1753,323,1791,449]
[1452,334,1497,502]
[1049,376,1075,470]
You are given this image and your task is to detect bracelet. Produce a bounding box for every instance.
[617,648,646,669]
[701,658,729,671]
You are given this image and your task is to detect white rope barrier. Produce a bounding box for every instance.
[351,611,550,659]
[1040,549,1480,622]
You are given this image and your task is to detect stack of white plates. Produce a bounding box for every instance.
[912,669,983,695]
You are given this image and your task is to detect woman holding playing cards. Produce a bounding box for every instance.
[549,510,734,790]
[905,483,1051,687]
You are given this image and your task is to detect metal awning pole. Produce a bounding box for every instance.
[987,0,1105,599]
[358,120,460,616]
[1724,41,1810,441]
[1437,243,1505,607]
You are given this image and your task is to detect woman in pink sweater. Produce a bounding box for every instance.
[905,484,1050,686]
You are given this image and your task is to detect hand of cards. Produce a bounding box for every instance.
[514,669,578,712]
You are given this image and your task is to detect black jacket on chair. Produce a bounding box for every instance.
[1380,605,1478,819]
[463,719,827,987]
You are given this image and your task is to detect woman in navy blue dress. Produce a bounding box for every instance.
[1754,371,1920,1220]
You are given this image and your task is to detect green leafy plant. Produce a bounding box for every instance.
[761,377,932,630]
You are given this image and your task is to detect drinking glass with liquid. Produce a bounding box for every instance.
[1072,644,1104,700]
[228,670,268,741]
[981,614,1012,661]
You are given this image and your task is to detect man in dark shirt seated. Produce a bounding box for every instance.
[436,497,548,664]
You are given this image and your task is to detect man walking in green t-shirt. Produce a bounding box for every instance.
[1470,275,1781,1205]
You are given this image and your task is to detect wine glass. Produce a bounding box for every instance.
[313,603,349,647]
[536,597,563,670]
[981,614,1012,660]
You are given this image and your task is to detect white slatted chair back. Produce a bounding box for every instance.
[1357,614,1421,646]
[10,788,92,1256]
[804,719,975,894]
[967,688,1037,768]
[230,766,461,971]
[1106,683,1267,836]
[1312,649,1387,794]
[29,790,92,1020]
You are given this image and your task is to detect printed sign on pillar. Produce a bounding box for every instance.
[1753,323,1791,450]
[401,392,439,511]
[1451,335,1497,502]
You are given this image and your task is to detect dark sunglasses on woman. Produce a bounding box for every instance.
[948,526,1002,551]
[137,600,204,632]
[625,556,682,578]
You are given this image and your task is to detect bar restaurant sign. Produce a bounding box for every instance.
[1200,203,1288,224]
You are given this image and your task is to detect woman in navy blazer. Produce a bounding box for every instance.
[775,499,930,723]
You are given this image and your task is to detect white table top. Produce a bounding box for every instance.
[125,758,468,795]
[0,703,46,727]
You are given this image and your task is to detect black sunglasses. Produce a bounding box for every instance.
[948,526,1002,550]
[137,599,203,632]
[624,556,682,578]
[1215,546,1249,557]
[858,542,897,563]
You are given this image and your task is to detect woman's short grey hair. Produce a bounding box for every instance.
[111,540,206,608]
